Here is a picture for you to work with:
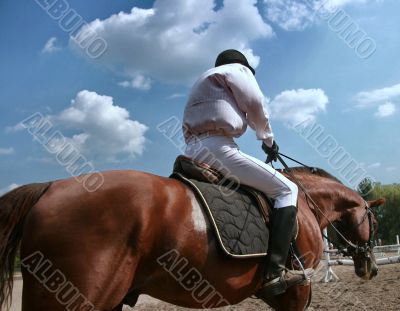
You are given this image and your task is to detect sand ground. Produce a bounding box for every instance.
[10,264,400,310]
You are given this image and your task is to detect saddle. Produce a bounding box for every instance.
[171,155,274,258]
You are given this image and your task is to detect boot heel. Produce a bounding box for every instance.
[257,277,287,297]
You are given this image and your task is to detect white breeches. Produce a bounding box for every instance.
[185,135,298,208]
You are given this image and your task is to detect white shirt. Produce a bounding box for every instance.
[183,63,274,146]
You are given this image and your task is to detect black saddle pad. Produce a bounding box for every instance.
[172,173,269,258]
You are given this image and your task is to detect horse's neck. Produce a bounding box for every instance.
[299,177,357,230]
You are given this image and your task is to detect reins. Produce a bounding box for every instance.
[271,153,374,257]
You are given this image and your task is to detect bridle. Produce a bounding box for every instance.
[273,153,376,258]
[334,200,375,257]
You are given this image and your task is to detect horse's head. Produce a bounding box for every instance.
[336,198,384,280]
[282,167,385,281]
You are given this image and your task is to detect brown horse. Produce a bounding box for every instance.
[0,167,383,311]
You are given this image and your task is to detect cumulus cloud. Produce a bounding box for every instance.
[374,102,396,118]
[269,88,328,127]
[118,74,152,90]
[264,0,376,31]
[0,183,20,196]
[355,83,400,108]
[264,0,316,31]
[42,37,61,53]
[10,91,148,162]
[70,0,273,84]
[0,147,15,155]
[49,90,148,162]
[354,83,399,117]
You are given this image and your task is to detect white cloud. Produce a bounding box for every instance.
[70,0,273,84]
[355,83,400,108]
[327,0,370,7]
[354,83,399,117]
[264,0,316,31]
[0,147,15,155]
[27,156,56,164]
[6,123,24,133]
[0,183,20,196]
[269,88,328,127]
[264,0,377,31]
[374,102,396,118]
[118,74,152,90]
[167,93,186,100]
[367,162,381,169]
[42,37,61,53]
[49,90,148,162]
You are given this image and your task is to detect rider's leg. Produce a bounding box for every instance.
[185,136,297,205]
[215,150,308,295]
[260,205,302,295]
[185,136,312,296]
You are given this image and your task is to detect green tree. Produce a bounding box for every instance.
[359,181,400,244]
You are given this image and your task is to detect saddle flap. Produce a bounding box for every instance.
[171,173,271,258]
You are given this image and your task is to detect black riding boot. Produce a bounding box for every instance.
[257,205,313,297]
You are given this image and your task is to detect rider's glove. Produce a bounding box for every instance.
[262,141,279,163]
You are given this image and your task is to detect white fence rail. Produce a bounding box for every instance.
[373,244,400,253]
[328,256,400,266]
[320,230,400,282]
[323,244,400,255]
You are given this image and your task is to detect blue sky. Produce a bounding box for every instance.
[1,0,399,194]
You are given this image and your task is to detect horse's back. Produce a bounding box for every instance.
[22,169,192,248]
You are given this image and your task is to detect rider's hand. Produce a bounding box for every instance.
[262,141,279,163]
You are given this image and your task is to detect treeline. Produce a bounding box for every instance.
[364,183,400,245]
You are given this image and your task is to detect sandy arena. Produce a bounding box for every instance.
[10,264,400,310]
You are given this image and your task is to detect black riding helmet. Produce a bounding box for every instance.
[215,49,255,75]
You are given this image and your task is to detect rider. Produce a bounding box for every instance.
[183,49,312,296]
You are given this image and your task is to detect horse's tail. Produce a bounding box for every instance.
[0,182,51,309]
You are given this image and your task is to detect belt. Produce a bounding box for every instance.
[186,132,238,146]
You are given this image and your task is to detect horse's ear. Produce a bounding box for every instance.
[368,198,385,208]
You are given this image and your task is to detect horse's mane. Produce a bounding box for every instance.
[282,166,343,184]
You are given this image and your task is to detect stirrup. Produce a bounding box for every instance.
[257,268,314,297]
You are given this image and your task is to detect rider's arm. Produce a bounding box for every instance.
[226,65,274,147]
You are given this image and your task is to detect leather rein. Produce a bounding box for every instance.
[272,153,375,258]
